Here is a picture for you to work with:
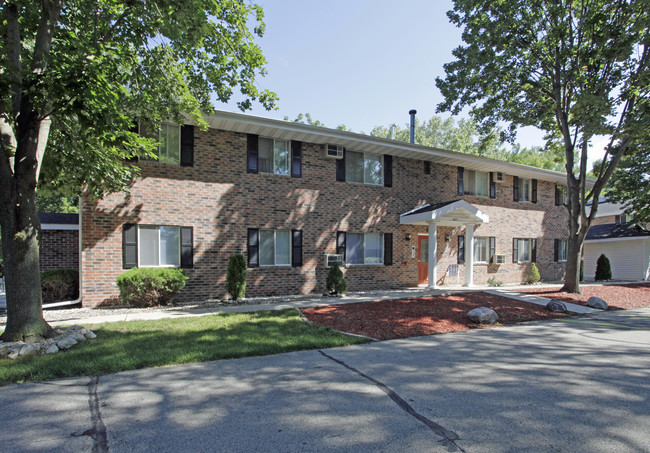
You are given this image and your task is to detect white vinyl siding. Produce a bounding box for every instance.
[583,239,650,281]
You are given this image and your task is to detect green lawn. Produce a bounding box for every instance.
[0,309,369,386]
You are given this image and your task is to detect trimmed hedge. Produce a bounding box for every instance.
[226,254,247,301]
[326,262,347,295]
[41,269,79,304]
[116,268,188,307]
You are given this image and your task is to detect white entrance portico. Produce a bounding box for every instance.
[400,200,489,288]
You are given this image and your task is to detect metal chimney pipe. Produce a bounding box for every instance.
[409,109,417,144]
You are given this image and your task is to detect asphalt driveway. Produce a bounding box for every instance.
[1,309,649,452]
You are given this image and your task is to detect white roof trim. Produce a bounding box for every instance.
[41,224,79,231]
[198,110,592,187]
[400,203,431,217]
[400,200,489,226]
[584,236,650,244]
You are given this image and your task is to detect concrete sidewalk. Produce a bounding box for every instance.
[37,283,600,327]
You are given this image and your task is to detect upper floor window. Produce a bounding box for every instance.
[345,151,384,185]
[140,122,181,164]
[464,170,489,197]
[615,214,628,224]
[555,185,567,206]
[259,137,289,176]
[518,178,532,202]
[259,229,291,266]
[346,233,384,265]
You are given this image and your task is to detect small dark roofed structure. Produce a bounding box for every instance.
[586,222,650,241]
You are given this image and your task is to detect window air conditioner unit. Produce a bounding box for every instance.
[495,254,506,264]
[325,254,344,268]
[325,144,344,159]
[495,172,506,183]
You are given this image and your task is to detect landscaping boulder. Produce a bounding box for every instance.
[546,299,568,313]
[587,296,608,310]
[467,307,498,324]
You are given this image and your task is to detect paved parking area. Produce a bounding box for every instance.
[1,309,649,452]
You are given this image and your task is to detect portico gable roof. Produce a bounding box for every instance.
[399,200,489,227]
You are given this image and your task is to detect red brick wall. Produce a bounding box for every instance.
[81,127,568,307]
[39,229,79,271]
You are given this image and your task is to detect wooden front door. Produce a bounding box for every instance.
[417,236,429,285]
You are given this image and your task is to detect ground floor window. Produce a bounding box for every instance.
[346,233,384,264]
[139,226,180,267]
[474,237,489,262]
[513,238,537,263]
[260,229,291,266]
[555,239,568,262]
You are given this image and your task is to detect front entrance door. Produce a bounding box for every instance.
[417,236,429,285]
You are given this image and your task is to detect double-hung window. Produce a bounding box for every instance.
[345,151,383,185]
[513,238,537,263]
[518,178,532,202]
[140,122,181,164]
[464,170,489,197]
[557,239,567,262]
[473,237,489,263]
[260,229,291,266]
[346,233,383,264]
[259,137,289,176]
[139,226,181,267]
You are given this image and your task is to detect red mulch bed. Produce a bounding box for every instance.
[518,283,650,310]
[301,292,568,341]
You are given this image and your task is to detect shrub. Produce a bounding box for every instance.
[116,268,188,307]
[326,262,347,295]
[226,254,247,301]
[595,254,612,281]
[41,269,79,304]
[524,263,541,284]
[487,277,503,287]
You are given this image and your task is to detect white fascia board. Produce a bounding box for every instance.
[584,237,650,244]
[41,224,79,231]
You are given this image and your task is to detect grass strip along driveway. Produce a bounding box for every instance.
[0,309,369,386]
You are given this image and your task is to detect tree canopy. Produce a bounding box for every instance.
[436,0,650,293]
[0,0,277,341]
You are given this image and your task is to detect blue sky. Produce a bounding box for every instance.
[223,0,606,164]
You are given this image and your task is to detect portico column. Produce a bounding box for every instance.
[465,224,474,286]
[428,221,437,288]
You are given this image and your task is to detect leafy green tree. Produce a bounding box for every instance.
[595,254,612,281]
[0,0,277,341]
[35,193,79,214]
[436,0,649,294]
[605,143,650,223]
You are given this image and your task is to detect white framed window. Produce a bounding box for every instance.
[519,178,532,202]
[260,229,291,266]
[139,226,180,267]
[259,137,289,176]
[346,233,384,264]
[464,170,489,197]
[474,237,489,263]
[557,239,567,262]
[515,238,531,263]
[345,151,384,185]
[140,122,181,164]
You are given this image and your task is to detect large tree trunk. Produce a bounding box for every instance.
[0,186,53,342]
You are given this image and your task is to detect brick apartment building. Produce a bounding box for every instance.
[80,111,571,307]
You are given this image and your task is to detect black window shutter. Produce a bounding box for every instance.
[424,161,430,175]
[247,228,259,267]
[292,230,303,267]
[336,149,346,181]
[554,239,559,262]
[457,167,464,195]
[532,179,538,203]
[513,176,519,202]
[384,155,393,187]
[458,235,465,264]
[247,134,259,173]
[489,237,496,263]
[180,125,194,167]
[489,172,496,198]
[180,226,193,268]
[513,238,519,263]
[555,185,561,206]
[336,231,346,260]
[384,233,393,266]
[531,239,537,263]
[291,141,302,178]
[123,224,138,269]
